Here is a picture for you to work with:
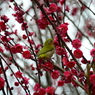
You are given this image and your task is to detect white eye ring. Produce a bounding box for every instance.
[48,40,52,43]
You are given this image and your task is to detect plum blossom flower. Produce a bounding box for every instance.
[51,70,60,79]
[38,88,46,95]
[23,77,30,85]
[56,46,67,55]
[22,50,31,59]
[37,18,49,29]
[74,49,83,58]
[65,61,76,68]
[1,15,9,23]
[60,0,65,5]
[46,86,55,94]
[15,71,23,78]
[34,83,40,91]
[90,74,95,86]
[48,3,58,13]
[42,62,54,71]
[72,39,81,49]
[57,23,68,37]
[71,7,78,16]
[58,80,64,86]
[90,48,95,57]
[0,21,7,31]
[0,77,5,90]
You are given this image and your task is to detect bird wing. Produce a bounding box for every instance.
[37,46,54,56]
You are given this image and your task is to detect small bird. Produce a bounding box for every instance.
[37,39,54,60]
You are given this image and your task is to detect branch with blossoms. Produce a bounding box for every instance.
[0,0,95,95]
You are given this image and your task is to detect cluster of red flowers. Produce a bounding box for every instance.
[12,4,28,30]
[37,3,59,29]
[0,15,9,32]
[33,83,55,95]
[57,23,69,37]
[14,71,30,86]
